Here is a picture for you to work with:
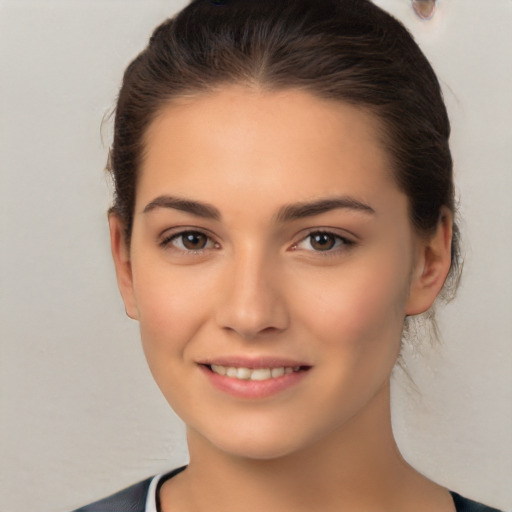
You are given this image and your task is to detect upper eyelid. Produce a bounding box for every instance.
[294,227,357,243]
[159,226,217,241]
[293,230,353,248]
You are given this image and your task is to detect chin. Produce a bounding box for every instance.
[216,438,306,461]
[191,419,329,462]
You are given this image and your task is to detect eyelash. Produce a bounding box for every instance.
[159,229,355,256]
[160,230,219,254]
[291,230,355,256]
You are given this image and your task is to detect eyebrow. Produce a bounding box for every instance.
[274,197,375,223]
[142,195,375,222]
[143,195,221,220]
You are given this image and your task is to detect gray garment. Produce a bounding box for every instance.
[71,466,503,512]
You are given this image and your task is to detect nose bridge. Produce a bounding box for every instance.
[216,242,288,338]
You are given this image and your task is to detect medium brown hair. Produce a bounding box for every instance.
[109,0,461,301]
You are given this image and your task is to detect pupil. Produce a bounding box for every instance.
[183,233,206,250]
[311,233,335,251]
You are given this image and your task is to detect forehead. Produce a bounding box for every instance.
[138,86,401,215]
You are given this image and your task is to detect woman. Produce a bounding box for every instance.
[73,0,501,510]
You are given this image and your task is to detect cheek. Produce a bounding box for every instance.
[303,265,410,418]
[132,260,212,367]
[297,255,410,359]
[133,267,212,417]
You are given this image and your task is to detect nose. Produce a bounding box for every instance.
[214,247,289,340]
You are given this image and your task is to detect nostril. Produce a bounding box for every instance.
[411,0,437,20]
[260,326,281,335]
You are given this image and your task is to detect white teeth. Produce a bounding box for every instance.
[210,365,302,380]
[271,367,285,378]
[236,367,252,380]
[211,364,226,376]
[226,367,238,378]
[250,368,272,381]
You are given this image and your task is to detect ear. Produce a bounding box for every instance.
[109,214,139,320]
[405,208,453,316]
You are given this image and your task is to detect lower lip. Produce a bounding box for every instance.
[200,366,309,399]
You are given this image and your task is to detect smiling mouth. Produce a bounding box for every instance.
[204,364,310,381]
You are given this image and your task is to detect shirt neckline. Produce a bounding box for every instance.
[145,466,188,512]
[145,466,474,512]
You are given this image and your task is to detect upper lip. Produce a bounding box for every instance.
[198,356,311,369]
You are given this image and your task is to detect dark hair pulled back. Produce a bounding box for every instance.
[109,0,461,302]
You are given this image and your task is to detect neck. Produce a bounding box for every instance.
[161,383,451,512]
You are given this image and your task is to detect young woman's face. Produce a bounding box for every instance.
[113,86,433,460]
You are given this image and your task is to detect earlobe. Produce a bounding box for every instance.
[405,208,453,316]
[109,214,139,320]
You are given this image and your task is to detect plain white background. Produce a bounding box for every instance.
[1,1,511,511]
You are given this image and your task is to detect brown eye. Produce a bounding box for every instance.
[162,230,215,252]
[180,232,209,250]
[309,232,337,251]
[292,230,354,255]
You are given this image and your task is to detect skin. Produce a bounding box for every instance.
[110,86,454,512]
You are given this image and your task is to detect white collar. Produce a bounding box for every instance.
[145,473,165,512]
